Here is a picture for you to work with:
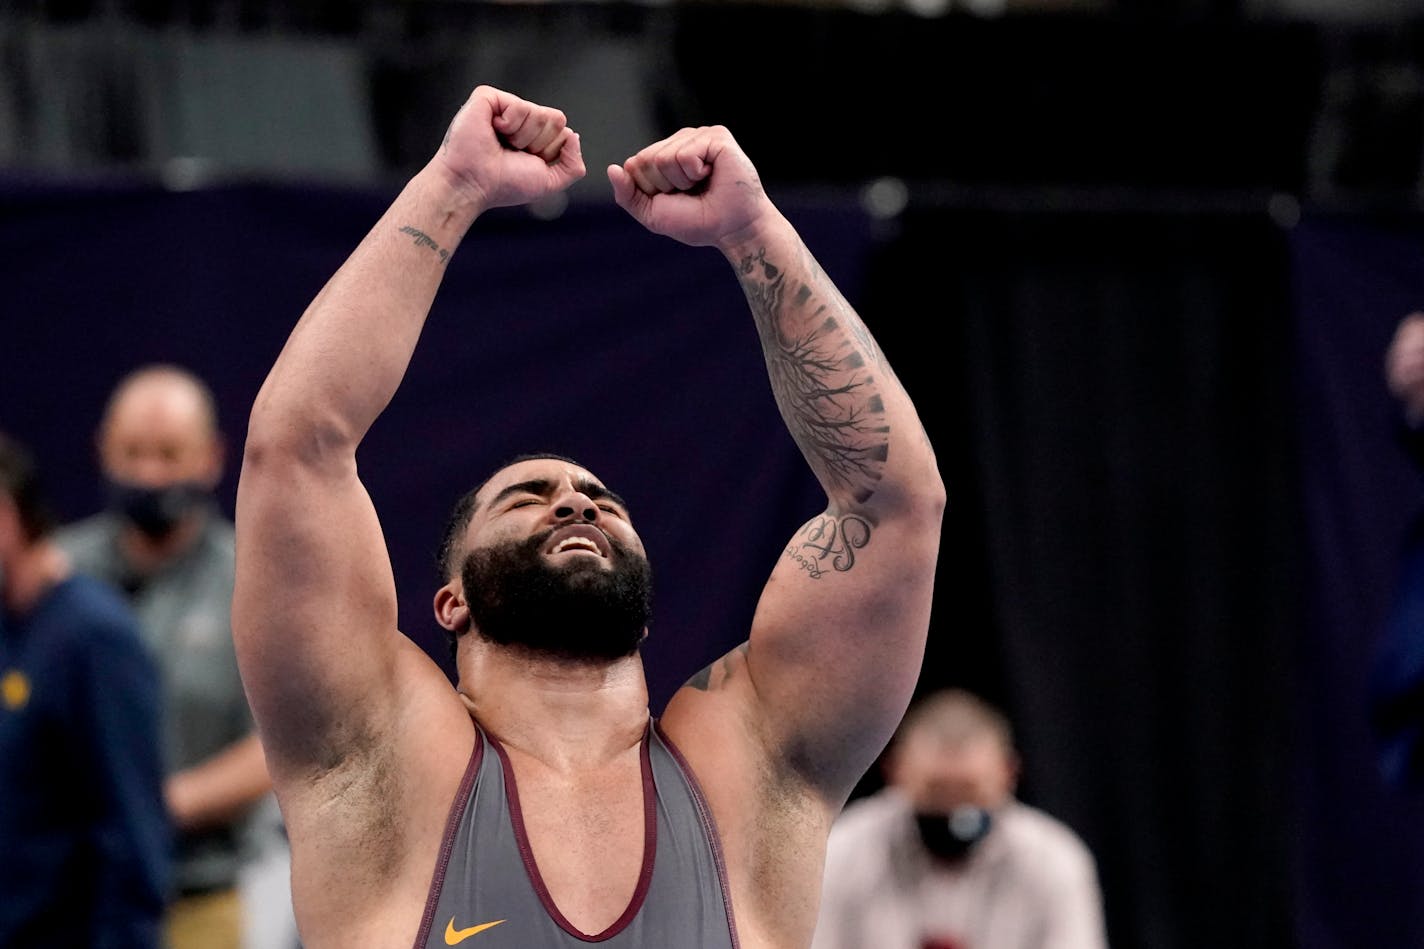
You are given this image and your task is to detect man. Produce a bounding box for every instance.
[233,86,944,947]
[0,431,170,948]
[58,366,276,949]
[813,690,1106,949]
[1372,312,1424,791]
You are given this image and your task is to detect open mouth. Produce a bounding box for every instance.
[552,536,602,556]
[544,525,611,559]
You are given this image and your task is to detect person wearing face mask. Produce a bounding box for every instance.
[56,366,284,949]
[811,690,1106,949]
[0,430,170,948]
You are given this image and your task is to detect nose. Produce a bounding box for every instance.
[551,487,599,523]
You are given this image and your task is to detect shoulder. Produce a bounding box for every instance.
[193,515,237,577]
[823,790,909,880]
[830,789,908,844]
[816,791,920,915]
[38,576,150,665]
[50,575,142,637]
[997,800,1099,883]
[54,514,120,571]
[200,515,236,554]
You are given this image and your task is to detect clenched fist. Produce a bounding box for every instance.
[434,86,586,212]
[608,126,779,249]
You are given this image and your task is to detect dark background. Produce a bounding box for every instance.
[6,2,1424,947]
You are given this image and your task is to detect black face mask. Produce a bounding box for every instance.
[914,806,993,863]
[106,480,211,540]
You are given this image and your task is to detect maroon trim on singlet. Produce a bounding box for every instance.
[411,732,485,949]
[653,722,741,949]
[490,727,658,943]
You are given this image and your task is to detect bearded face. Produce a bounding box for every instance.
[459,527,652,663]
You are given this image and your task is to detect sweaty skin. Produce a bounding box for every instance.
[233,87,943,948]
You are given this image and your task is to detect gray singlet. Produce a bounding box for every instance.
[413,721,739,948]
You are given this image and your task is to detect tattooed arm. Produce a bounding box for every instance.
[235,87,585,781]
[612,128,944,803]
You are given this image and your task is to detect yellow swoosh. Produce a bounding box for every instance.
[445,918,506,944]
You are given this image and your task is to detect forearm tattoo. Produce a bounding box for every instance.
[397,225,450,264]
[738,247,889,507]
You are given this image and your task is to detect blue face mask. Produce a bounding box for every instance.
[106,479,211,540]
[914,805,993,863]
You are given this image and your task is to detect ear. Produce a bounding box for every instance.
[93,424,110,472]
[881,742,902,786]
[1003,748,1022,796]
[0,493,17,554]
[201,434,227,488]
[433,580,470,633]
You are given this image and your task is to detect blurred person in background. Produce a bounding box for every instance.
[0,430,170,948]
[1372,312,1424,791]
[812,689,1105,949]
[56,366,293,949]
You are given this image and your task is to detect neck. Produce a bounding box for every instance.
[117,510,205,576]
[3,539,70,616]
[456,637,650,771]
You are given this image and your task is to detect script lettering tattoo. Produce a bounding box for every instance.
[784,514,873,578]
[739,248,889,505]
[397,225,450,264]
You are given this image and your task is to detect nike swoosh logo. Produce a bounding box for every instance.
[445,918,506,944]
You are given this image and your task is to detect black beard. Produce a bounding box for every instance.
[460,529,652,663]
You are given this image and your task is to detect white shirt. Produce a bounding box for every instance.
[812,789,1107,949]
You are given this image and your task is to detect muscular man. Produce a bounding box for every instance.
[234,86,944,948]
[58,367,275,948]
[813,690,1106,949]
[0,431,169,948]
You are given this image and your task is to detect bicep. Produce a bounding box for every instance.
[744,501,942,797]
[233,448,403,776]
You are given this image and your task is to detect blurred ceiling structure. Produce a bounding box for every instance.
[0,0,1420,207]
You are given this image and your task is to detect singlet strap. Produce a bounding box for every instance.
[652,721,741,949]
[411,731,485,949]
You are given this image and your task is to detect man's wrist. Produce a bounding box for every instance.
[417,158,491,227]
[716,210,793,261]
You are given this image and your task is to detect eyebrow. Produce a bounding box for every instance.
[487,477,629,513]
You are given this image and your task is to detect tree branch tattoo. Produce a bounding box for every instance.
[739,247,890,509]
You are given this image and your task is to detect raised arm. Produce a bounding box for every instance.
[233,87,585,780]
[612,128,944,803]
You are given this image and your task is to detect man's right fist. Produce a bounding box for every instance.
[433,86,585,212]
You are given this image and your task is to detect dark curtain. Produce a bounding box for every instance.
[862,205,1300,949]
[0,179,870,711]
[1290,215,1424,949]
[11,175,1424,949]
